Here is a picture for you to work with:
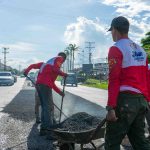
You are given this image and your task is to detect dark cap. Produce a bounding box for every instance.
[58,52,67,60]
[108,16,129,33]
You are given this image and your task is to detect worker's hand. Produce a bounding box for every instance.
[106,109,118,122]
[60,91,65,97]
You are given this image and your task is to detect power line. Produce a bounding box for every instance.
[85,42,95,64]
[2,47,9,71]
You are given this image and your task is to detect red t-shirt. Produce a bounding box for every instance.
[108,38,150,107]
[24,56,66,94]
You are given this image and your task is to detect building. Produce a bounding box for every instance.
[94,63,109,80]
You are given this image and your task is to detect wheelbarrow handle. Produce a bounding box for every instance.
[90,118,106,140]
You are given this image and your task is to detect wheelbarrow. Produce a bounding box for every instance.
[51,112,106,150]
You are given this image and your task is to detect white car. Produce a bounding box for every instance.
[0,71,14,86]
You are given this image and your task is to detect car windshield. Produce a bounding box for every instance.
[0,73,11,76]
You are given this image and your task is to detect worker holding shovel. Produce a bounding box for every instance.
[24,52,67,139]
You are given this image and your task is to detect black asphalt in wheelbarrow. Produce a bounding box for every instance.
[51,112,106,150]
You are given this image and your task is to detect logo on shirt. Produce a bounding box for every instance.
[132,51,144,61]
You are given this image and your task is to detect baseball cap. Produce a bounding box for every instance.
[108,16,129,32]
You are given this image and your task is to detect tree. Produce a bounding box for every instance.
[68,44,79,70]
[141,32,150,62]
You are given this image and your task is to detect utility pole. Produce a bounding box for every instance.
[2,47,9,71]
[85,42,95,64]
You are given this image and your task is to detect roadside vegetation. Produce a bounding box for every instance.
[141,32,150,62]
[83,78,108,90]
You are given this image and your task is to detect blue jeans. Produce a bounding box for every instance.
[36,84,54,130]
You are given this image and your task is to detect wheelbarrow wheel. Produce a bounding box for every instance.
[59,143,75,150]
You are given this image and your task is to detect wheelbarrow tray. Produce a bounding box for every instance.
[52,116,106,144]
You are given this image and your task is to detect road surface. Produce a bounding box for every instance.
[0,78,132,150]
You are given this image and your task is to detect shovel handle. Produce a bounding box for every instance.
[59,77,66,123]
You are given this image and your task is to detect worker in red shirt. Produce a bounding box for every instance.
[105,16,150,150]
[24,52,67,138]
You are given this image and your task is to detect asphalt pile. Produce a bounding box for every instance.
[57,112,103,132]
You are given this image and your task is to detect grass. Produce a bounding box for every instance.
[57,76,108,90]
[83,78,108,90]
[56,76,62,81]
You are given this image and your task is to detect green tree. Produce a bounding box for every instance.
[141,32,150,62]
[68,44,79,70]
[65,44,79,71]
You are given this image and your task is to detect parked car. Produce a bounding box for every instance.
[0,71,14,86]
[61,73,78,87]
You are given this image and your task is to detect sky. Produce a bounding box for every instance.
[0,0,150,70]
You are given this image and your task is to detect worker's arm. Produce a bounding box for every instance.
[24,62,43,75]
[51,82,64,96]
[107,46,123,108]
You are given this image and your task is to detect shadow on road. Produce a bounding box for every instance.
[2,88,35,122]
[27,123,54,150]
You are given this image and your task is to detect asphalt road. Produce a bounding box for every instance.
[0,78,107,150]
[0,78,54,150]
[56,81,108,108]
[0,78,133,150]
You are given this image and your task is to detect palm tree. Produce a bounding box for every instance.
[68,44,79,70]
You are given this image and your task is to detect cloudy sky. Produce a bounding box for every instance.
[0,0,149,70]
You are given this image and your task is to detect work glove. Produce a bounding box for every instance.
[60,91,65,97]
[106,109,118,122]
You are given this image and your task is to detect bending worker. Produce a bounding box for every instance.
[24,52,67,138]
